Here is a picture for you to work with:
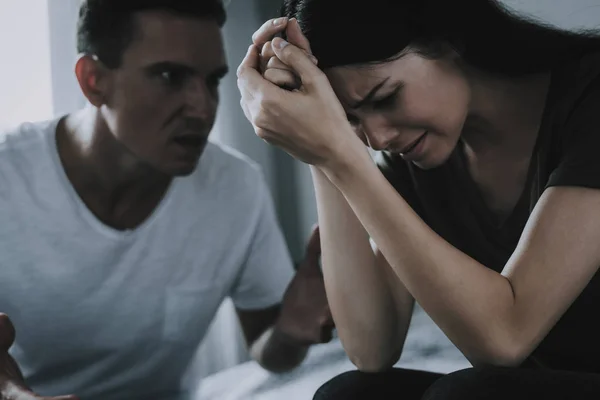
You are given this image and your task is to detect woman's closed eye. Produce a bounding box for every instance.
[371,88,400,111]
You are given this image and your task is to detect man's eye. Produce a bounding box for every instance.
[206,76,222,91]
[159,70,186,87]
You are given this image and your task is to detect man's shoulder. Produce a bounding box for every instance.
[0,118,55,157]
[205,140,261,171]
[0,118,57,174]
[199,141,265,188]
[170,142,273,240]
[0,118,58,200]
[173,141,270,214]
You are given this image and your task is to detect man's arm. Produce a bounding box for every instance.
[237,305,309,373]
[236,226,334,373]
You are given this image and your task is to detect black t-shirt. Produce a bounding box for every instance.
[377,51,600,373]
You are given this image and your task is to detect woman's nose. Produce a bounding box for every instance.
[362,118,398,151]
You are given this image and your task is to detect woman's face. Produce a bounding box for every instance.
[325,51,471,169]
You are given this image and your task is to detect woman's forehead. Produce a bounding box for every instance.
[325,63,396,103]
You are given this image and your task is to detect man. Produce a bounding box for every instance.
[0,1,333,399]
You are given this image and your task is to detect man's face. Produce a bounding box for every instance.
[99,11,228,176]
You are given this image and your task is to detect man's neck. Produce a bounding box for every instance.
[56,107,172,230]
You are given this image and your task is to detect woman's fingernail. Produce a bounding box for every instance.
[274,38,289,49]
[309,55,318,65]
[273,17,288,26]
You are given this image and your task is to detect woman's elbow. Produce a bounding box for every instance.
[471,338,529,368]
[348,348,402,373]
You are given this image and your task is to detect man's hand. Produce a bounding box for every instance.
[0,314,78,400]
[276,226,335,345]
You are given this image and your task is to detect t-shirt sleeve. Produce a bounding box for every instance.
[546,76,600,189]
[229,175,295,311]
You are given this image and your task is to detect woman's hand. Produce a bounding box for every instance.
[238,27,364,169]
[252,17,317,90]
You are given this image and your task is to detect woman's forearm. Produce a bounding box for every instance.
[322,152,517,366]
[311,166,412,371]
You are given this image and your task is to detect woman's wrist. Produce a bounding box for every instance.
[319,141,374,187]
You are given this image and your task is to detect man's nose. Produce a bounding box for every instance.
[184,79,217,120]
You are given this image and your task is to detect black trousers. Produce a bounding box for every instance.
[313,366,600,399]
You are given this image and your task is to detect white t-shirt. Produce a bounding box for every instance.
[0,118,295,400]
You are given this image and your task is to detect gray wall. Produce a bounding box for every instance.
[213,0,309,261]
[501,0,600,29]
[48,0,86,117]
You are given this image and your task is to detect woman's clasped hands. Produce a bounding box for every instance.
[237,17,365,170]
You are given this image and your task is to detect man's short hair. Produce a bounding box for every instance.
[77,0,227,69]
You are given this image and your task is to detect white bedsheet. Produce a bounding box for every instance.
[194,307,470,400]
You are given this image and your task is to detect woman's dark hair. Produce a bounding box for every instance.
[77,0,227,69]
[280,0,600,76]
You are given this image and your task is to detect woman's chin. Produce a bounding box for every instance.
[411,147,454,170]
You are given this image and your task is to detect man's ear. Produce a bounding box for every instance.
[74,55,112,107]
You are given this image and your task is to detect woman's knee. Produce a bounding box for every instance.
[313,369,405,400]
[422,366,515,400]
[313,370,373,400]
[313,368,442,400]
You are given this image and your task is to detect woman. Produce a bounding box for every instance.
[237,0,600,398]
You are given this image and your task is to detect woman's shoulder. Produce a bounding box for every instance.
[576,50,600,77]
[542,50,600,192]
[564,50,600,115]
[543,50,600,138]
[555,50,600,105]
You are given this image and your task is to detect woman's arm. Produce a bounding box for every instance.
[312,166,414,371]
[322,149,600,367]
